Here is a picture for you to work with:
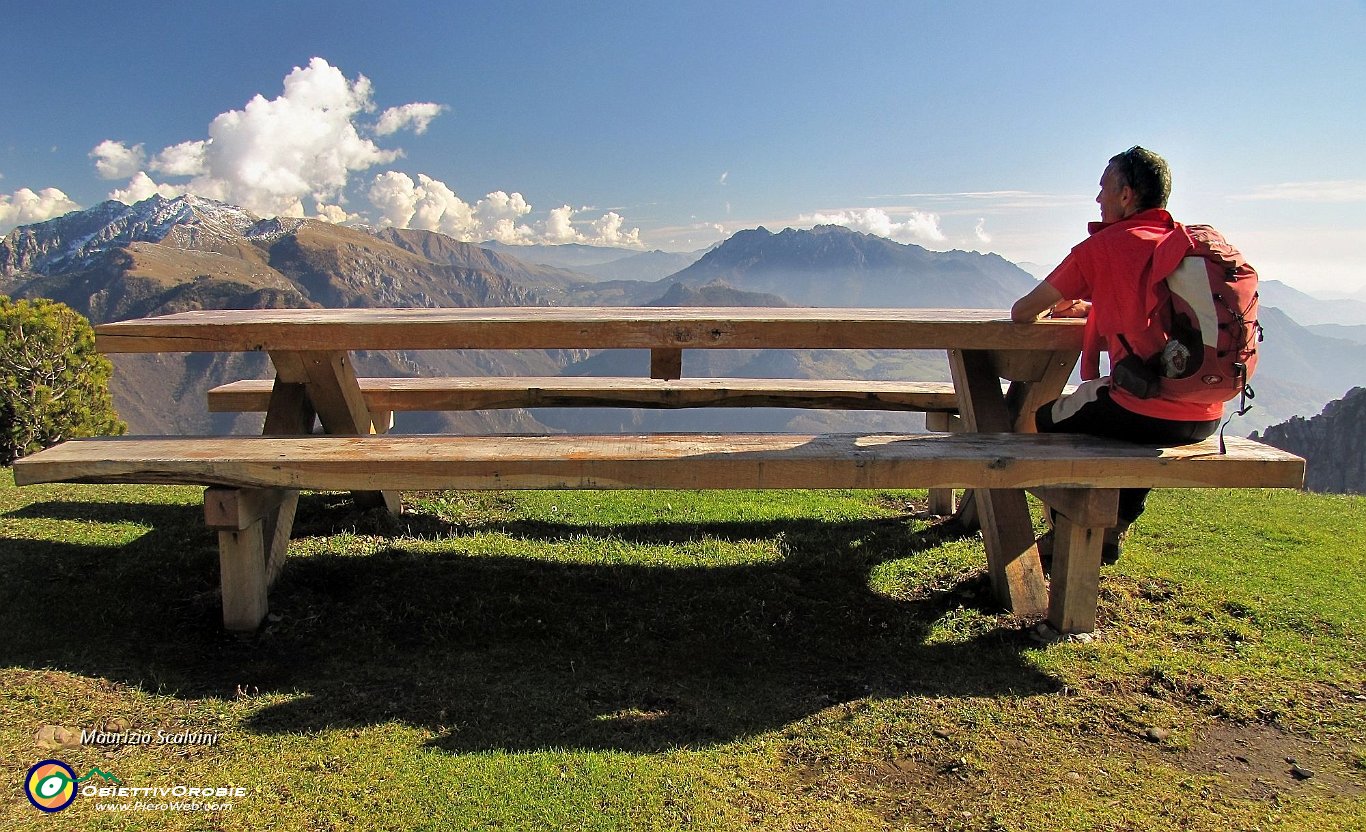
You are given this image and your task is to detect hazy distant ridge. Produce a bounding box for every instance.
[663,225,1036,307]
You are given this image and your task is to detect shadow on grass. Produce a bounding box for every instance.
[2,494,1058,753]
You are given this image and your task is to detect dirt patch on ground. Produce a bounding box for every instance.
[1176,719,1364,800]
[797,718,1363,829]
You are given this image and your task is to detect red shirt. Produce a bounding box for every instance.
[1046,209,1222,421]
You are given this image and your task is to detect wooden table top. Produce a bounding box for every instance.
[94,306,1085,353]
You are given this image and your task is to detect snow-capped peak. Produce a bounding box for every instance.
[2,195,263,277]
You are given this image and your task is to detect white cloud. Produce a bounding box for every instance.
[719,171,729,185]
[477,190,531,224]
[64,58,643,248]
[366,172,532,243]
[90,140,146,180]
[375,102,446,136]
[799,207,946,244]
[150,140,208,177]
[535,204,642,247]
[193,57,400,217]
[98,58,431,221]
[367,170,419,228]
[115,57,400,218]
[365,174,641,247]
[544,205,579,243]
[314,202,360,224]
[871,190,1089,213]
[476,191,535,245]
[589,211,642,247]
[1232,180,1366,202]
[0,187,82,231]
[974,218,992,244]
[109,172,184,204]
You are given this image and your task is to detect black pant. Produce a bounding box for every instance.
[1034,379,1220,525]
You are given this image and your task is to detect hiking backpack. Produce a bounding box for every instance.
[1114,224,1262,412]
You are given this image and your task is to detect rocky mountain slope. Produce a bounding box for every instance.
[1252,387,1366,493]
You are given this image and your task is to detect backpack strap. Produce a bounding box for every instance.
[1217,368,1256,454]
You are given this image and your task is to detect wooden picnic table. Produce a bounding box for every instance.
[92,306,1085,619]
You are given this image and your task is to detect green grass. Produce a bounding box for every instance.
[2,469,1363,830]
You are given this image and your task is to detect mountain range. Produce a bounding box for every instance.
[1258,279,1366,327]
[660,225,1036,308]
[2,194,1360,440]
[480,240,710,283]
[1,196,570,434]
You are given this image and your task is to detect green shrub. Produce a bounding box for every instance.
[0,296,126,464]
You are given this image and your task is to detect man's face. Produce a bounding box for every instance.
[1096,162,1134,223]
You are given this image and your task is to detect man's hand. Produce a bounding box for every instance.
[1048,299,1091,318]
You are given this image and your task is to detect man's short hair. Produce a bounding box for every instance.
[1110,146,1171,211]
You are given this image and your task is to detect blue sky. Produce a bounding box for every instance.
[3,1,1364,294]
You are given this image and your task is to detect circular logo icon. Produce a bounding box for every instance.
[26,759,77,812]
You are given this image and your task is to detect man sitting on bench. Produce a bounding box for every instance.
[1010,146,1252,563]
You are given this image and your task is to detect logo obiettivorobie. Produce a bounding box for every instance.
[25,760,77,812]
[24,759,122,812]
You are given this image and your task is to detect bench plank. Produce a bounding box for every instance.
[14,434,1305,493]
[207,377,965,413]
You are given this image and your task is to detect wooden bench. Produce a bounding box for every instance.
[204,376,1060,518]
[13,432,1305,635]
[207,376,965,415]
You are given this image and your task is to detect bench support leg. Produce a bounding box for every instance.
[927,487,957,516]
[205,487,296,631]
[924,411,959,516]
[217,525,269,631]
[1041,488,1119,634]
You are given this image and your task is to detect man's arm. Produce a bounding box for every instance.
[1011,281,1064,322]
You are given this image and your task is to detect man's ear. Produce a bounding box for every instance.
[1120,184,1139,215]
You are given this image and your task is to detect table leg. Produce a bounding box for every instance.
[948,349,1048,618]
[269,349,402,514]
[1005,349,1079,433]
[651,348,683,380]
[262,381,315,435]
[945,350,1077,532]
